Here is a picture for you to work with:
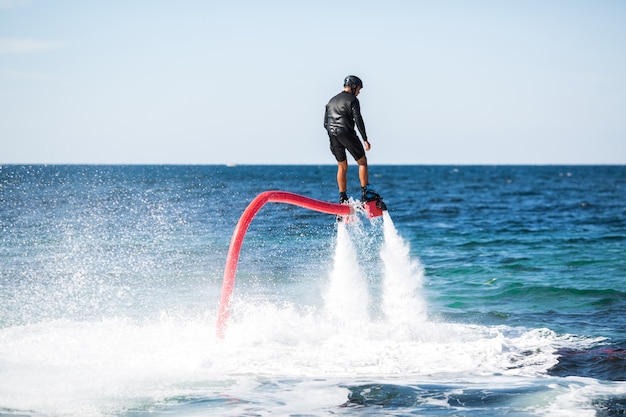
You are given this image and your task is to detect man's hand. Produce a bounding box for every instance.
[364,140,371,151]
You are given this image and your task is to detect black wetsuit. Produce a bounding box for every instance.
[324,91,368,162]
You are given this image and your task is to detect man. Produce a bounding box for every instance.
[324,75,380,204]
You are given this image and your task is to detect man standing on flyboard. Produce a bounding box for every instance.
[324,75,382,205]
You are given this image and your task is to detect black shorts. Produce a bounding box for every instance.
[329,131,365,162]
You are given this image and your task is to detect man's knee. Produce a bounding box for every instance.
[356,156,368,166]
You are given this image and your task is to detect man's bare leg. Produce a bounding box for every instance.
[337,160,348,193]
[356,156,369,188]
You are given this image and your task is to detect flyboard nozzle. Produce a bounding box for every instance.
[364,197,387,218]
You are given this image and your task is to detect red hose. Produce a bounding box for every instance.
[216,191,352,338]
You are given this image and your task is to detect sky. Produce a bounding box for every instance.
[1,0,625,165]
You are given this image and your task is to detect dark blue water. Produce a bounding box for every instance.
[1,165,625,416]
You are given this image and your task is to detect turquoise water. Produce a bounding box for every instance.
[0,165,625,416]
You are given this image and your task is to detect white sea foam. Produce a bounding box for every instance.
[0,310,603,417]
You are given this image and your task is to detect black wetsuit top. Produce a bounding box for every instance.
[324,91,368,141]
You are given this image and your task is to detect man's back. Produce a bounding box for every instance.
[324,91,359,135]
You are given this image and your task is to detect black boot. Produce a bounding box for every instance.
[361,186,381,202]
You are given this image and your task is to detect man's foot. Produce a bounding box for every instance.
[361,186,381,202]
[339,192,349,204]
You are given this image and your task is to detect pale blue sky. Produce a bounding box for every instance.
[1,0,624,164]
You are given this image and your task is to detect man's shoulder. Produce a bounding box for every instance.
[329,91,354,103]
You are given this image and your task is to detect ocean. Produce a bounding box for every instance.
[0,164,625,416]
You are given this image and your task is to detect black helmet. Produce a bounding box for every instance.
[344,75,363,89]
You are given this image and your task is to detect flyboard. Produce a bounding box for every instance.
[215,190,387,338]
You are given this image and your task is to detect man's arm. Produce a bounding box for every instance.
[351,99,368,142]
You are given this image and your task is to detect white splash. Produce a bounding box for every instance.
[0,211,605,417]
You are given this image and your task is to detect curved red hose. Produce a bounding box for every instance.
[216,191,352,338]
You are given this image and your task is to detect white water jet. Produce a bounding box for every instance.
[380,211,428,335]
[323,222,370,325]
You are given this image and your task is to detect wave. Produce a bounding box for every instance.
[493,285,626,306]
